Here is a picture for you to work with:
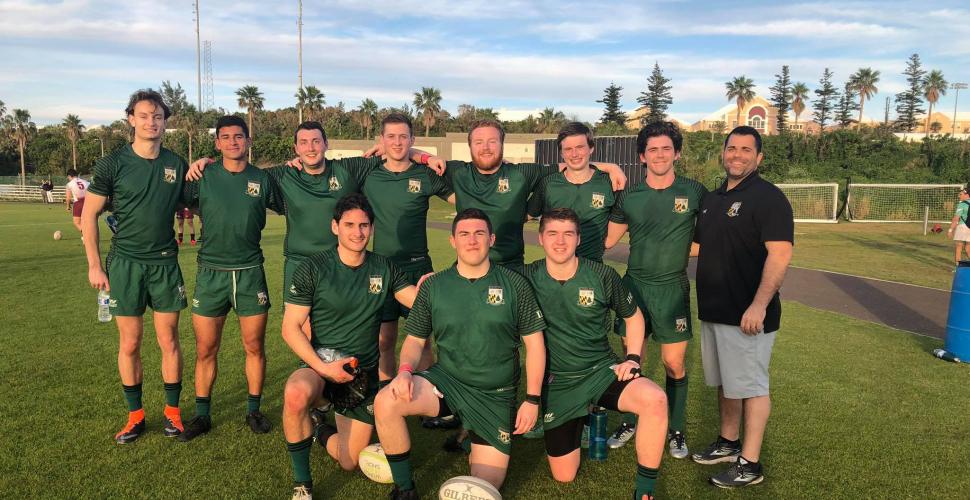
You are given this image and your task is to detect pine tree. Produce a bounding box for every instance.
[835,82,859,128]
[894,53,926,132]
[812,68,839,129]
[638,62,673,124]
[596,83,627,126]
[769,65,792,134]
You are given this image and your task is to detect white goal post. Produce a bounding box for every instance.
[777,183,839,223]
[846,183,964,223]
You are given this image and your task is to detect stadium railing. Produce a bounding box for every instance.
[0,184,68,202]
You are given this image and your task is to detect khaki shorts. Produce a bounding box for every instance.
[700,321,775,399]
[106,253,187,316]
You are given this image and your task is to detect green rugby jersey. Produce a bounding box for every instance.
[445,161,558,267]
[183,161,283,270]
[361,162,453,271]
[405,263,547,391]
[286,249,409,368]
[87,144,188,264]
[609,175,708,284]
[523,258,636,375]
[267,156,380,258]
[527,168,615,261]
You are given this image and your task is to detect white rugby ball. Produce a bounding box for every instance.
[358,443,393,484]
[53,230,62,240]
[438,475,502,500]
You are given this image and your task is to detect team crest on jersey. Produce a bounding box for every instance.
[578,288,595,307]
[163,167,177,184]
[727,201,742,217]
[496,177,510,193]
[369,276,383,294]
[591,192,606,209]
[675,317,688,332]
[497,428,511,445]
[246,181,261,197]
[674,197,689,214]
[407,178,421,193]
[329,175,342,191]
[257,291,268,305]
[487,286,505,305]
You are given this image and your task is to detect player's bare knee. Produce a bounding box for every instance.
[635,384,667,418]
[241,338,265,358]
[118,337,141,356]
[374,388,402,417]
[663,359,685,378]
[282,381,313,414]
[551,468,577,483]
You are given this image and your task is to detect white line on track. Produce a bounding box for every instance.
[789,265,950,292]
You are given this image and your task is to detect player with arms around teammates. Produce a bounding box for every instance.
[605,122,708,459]
[281,194,423,500]
[177,115,284,441]
[81,89,189,443]
[523,208,668,500]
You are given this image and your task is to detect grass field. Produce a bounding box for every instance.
[2,201,968,499]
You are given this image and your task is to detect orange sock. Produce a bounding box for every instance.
[164,405,183,431]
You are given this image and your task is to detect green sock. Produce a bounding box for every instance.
[286,437,314,486]
[247,394,261,413]
[666,375,688,433]
[163,381,182,407]
[195,396,211,417]
[635,464,658,497]
[385,450,415,491]
[623,411,639,427]
[122,383,143,412]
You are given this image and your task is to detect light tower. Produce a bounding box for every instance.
[203,41,215,111]
[194,0,202,110]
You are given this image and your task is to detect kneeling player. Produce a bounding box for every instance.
[524,208,667,499]
[281,194,421,500]
[374,209,547,498]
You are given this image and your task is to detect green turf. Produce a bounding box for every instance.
[1,201,967,499]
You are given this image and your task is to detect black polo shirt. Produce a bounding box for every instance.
[694,171,793,332]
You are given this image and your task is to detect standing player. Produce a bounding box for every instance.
[177,116,283,441]
[81,89,189,443]
[361,113,451,384]
[524,208,667,499]
[65,169,90,237]
[281,194,421,500]
[691,126,792,488]
[528,122,616,261]
[374,209,547,498]
[604,122,707,459]
[947,187,970,264]
[175,206,197,245]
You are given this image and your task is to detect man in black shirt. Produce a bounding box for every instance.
[689,126,793,489]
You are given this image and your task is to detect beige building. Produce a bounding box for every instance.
[623,106,691,131]
[690,96,782,135]
[324,132,555,163]
[923,111,970,134]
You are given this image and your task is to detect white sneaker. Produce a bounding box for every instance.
[668,431,689,459]
[606,422,636,449]
[292,485,312,500]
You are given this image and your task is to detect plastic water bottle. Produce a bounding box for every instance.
[581,423,590,449]
[97,290,112,323]
[588,407,608,461]
[105,214,119,234]
[315,347,345,363]
[933,348,962,363]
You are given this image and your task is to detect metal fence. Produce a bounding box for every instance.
[535,136,644,180]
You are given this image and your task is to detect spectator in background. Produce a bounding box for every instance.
[947,187,970,265]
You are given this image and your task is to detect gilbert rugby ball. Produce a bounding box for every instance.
[438,475,502,500]
[358,443,393,484]
[53,230,62,240]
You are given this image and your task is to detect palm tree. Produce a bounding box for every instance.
[412,87,442,137]
[357,98,379,139]
[63,114,84,170]
[725,76,756,128]
[236,85,264,161]
[923,70,948,134]
[181,104,203,162]
[849,68,880,128]
[295,85,325,122]
[537,107,567,133]
[791,82,810,129]
[11,109,36,186]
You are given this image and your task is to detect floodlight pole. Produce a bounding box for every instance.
[297,0,304,123]
[952,83,967,135]
[195,0,202,110]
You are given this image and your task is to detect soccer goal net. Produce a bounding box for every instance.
[846,183,964,222]
[777,183,839,223]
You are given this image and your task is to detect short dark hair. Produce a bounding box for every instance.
[467,119,505,146]
[451,208,493,235]
[381,113,413,135]
[66,169,78,177]
[333,193,375,223]
[556,122,594,149]
[539,207,580,232]
[215,115,249,138]
[125,89,171,119]
[637,121,683,155]
[294,121,328,144]
[724,125,762,153]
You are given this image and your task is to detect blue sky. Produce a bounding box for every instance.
[2,0,968,126]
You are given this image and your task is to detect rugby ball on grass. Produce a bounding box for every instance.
[53,230,62,240]
[358,443,393,484]
[438,475,502,500]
